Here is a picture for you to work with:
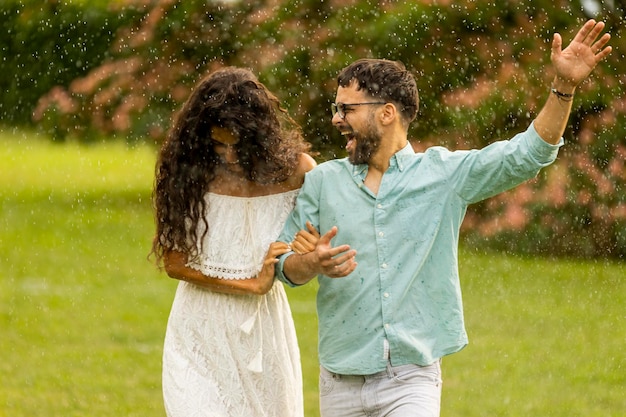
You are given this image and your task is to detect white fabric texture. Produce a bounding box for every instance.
[162,190,303,417]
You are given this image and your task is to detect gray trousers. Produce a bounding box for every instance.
[319,361,442,417]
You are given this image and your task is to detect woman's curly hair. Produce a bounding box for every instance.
[151,67,311,266]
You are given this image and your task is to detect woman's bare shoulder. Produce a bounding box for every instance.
[298,152,317,173]
[282,153,317,190]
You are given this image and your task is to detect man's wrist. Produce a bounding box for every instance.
[550,87,574,102]
[551,77,576,95]
[283,251,318,285]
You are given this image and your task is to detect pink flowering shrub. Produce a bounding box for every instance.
[31,0,626,257]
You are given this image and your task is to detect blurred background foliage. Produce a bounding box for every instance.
[1,0,625,259]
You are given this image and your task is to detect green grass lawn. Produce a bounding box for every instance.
[1,130,624,417]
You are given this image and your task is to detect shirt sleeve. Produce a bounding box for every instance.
[443,122,563,204]
[275,169,322,286]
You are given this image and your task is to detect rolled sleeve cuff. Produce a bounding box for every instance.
[528,122,564,165]
[276,251,301,287]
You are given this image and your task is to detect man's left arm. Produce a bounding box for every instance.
[534,19,612,145]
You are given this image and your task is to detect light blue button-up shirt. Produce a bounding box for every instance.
[277,123,562,375]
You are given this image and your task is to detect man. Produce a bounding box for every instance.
[277,20,612,417]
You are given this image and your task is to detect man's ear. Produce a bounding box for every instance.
[380,103,397,125]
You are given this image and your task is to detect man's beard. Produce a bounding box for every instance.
[348,123,382,165]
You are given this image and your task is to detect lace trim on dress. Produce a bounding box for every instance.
[186,190,299,280]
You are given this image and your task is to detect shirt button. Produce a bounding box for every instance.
[384,292,389,298]
[378,231,384,237]
[385,323,390,329]
[382,263,388,269]
[377,203,382,209]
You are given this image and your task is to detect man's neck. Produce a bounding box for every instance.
[364,139,408,195]
[369,139,408,173]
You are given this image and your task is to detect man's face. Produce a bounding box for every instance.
[332,83,384,165]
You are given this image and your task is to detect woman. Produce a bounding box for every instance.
[151,67,317,417]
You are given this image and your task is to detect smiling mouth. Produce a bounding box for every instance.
[341,131,356,152]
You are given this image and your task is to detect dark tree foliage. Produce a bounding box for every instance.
[0,0,140,128]
[8,0,626,258]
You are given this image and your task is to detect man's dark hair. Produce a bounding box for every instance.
[337,59,419,125]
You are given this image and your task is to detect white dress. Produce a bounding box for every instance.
[162,190,303,417]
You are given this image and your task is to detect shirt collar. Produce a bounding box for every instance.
[350,142,415,179]
[351,162,367,179]
[393,142,415,172]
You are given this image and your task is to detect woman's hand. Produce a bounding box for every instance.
[256,242,292,293]
[290,221,320,255]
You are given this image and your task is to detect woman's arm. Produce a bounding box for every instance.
[163,242,291,295]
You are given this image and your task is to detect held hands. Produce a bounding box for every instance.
[551,19,612,90]
[281,225,356,284]
[290,221,358,277]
